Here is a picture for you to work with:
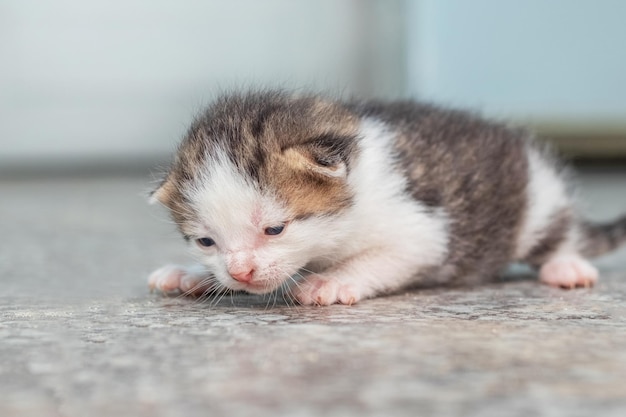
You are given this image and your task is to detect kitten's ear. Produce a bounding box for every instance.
[149,175,175,205]
[283,135,354,179]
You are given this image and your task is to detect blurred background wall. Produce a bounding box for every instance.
[1,0,625,173]
[407,0,626,157]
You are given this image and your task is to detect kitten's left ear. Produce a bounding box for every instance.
[149,174,175,205]
[283,134,355,179]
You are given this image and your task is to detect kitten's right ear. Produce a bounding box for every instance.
[149,175,175,205]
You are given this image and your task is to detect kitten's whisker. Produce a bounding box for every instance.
[194,280,223,305]
[281,280,297,307]
[272,283,280,309]
[198,282,223,303]
[277,267,305,307]
[175,277,214,300]
[210,285,230,307]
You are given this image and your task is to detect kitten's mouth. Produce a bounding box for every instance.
[233,279,281,295]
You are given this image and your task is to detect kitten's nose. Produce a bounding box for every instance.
[229,269,254,283]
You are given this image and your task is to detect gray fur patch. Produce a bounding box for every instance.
[347,100,530,283]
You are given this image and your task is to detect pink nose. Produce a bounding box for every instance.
[229,269,254,283]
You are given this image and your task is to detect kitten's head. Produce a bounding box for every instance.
[151,91,359,294]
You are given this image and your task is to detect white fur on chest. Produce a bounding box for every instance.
[321,119,450,273]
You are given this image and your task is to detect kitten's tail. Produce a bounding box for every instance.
[580,215,626,257]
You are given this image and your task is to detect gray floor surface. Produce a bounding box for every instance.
[1,167,626,417]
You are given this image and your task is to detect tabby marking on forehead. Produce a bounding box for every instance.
[172,92,362,222]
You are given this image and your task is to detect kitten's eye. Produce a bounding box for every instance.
[196,237,216,247]
[264,224,285,236]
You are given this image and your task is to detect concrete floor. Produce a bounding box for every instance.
[1,167,626,417]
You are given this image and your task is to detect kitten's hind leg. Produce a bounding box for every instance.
[538,254,599,289]
[148,264,218,296]
[534,214,626,289]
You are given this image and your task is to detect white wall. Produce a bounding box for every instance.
[0,0,405,166]
[5,1,626,168]
[407,0,626,123]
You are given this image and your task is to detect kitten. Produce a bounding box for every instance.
[148,90,626,305]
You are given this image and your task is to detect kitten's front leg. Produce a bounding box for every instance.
[292,250,429,306]
[148,264,218,296]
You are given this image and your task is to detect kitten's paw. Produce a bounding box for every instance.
[539,255,599,289]
[292,275,361,306]
[148,264,214,296]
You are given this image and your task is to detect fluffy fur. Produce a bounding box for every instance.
[148,90,626,305]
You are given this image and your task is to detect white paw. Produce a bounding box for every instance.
[539,255,599,289]
[148,264,214,296]
[291,275,361,306]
